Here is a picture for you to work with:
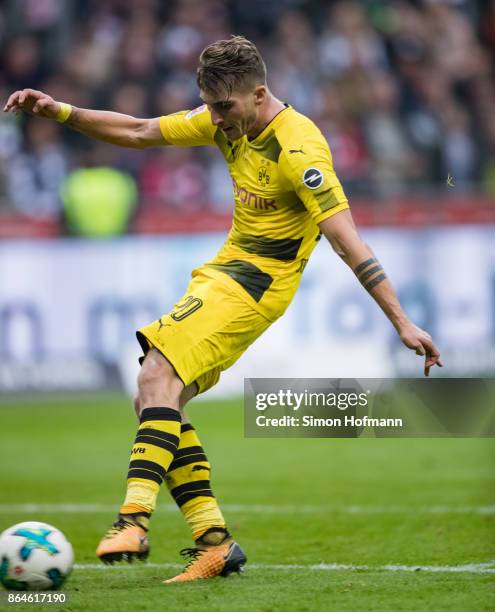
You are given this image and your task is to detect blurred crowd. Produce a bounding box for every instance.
[0,0,494,225]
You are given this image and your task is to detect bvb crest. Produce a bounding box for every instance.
[257,160,271,188]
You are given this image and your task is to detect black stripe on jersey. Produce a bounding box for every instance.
[214,129,236,162]
[250,130,282,162]
[170,480,214,506]
[181,423,195,433]
[169,453,209,471]
[208,260,273,302]
[140,407,181,423]
[232,234,303,261]
[315,188,346,213]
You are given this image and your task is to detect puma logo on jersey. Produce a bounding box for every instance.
[302,167,323,189]
[157,317,171,331]
[289,147,305,154]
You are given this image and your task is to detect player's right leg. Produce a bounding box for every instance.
[96,349,185,563]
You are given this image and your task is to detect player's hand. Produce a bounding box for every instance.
[3,88,60,120]
[397,321,443,377]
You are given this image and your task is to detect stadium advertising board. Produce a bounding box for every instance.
[1,226,494,394]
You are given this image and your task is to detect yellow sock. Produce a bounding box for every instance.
[120,407,181,516]
[165,423,227,541]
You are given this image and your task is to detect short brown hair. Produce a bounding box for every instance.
[197,35,267,97]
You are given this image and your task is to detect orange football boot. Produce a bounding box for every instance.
[164,539,246,584]
[96,516,149,564]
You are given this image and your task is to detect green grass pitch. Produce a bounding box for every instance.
[0,393,494,610]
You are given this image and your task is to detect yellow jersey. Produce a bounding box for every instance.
[159,104,349,321]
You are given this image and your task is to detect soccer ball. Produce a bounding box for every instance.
[0,522,74,590]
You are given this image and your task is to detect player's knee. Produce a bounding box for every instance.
[137,349,183,407]
[137,349,176,387]
[179,382,198,409]
[132,393,140,419]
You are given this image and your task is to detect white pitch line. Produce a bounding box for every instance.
[0,503,494,515]
[73,561,495,574]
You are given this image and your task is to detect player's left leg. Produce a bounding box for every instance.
[165,420,228,544]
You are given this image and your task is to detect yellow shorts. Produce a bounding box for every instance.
[136,269,272,394]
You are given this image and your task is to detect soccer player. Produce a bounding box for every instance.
[5,36,442,583]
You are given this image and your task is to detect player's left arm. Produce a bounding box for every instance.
[320,209,443,376]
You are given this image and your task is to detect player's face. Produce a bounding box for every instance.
[201,86,263,141]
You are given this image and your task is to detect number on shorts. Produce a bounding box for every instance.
[170,296,203,321]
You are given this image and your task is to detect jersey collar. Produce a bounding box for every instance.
[247,103,291,145]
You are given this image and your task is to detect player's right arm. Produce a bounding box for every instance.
[4,89,164,148]
[4,89,215,149]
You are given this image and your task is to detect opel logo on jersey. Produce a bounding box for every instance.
[302,167,323,189]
